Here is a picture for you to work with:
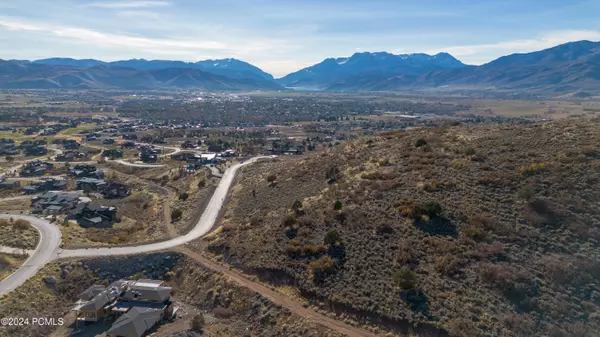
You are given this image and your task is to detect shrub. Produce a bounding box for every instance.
[518,185,536,201]
[309,256,336,280]
[518,162,551,176]
[465,147,476,155]
[419,201,443,218]
[581,145,598,156]
[12,219,30,231]
[191,314,205,332]
[179,192,189,201]
[266,174,277,183]
[395,243,414,265]
[435,255,462,276]
[463,226,485,241]
[326,165,341,182]
[171,208,183,221]
[415,138,427,148]
[250,215,262,226]
[291,200,303,212]
[393,267,417,290]
[324,229,341,245]
[333,200,343,210]
[282,214,296,227]
[197,180,206,188]
[213,307,233,318]
[480,263,538,308]
[130,272,146,280]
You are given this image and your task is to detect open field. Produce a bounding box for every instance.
[59,123,97,136]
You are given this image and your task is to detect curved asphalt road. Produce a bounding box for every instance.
[0,156,268,296]
[0,214,62,296]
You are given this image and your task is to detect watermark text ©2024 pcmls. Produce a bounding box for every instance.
[1,317,65,327]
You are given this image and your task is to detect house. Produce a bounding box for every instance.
[63,140,81,150]
[0,147,20,156]
[22,185,41,194]
[69,164,104,179]
[0,179,20,190]
[23,145,48,156]
[23,178,67,194]
[171,152,196,161]
[20,160,53,177]
[55,151,87,162]
[106,307,163,337]
[220,149,236,157]
[0,139,19,156]
[76,177,107,192]
[71,202,118,228]
[199,153,217,164]
[121,141,136,148]
[103,149,123,159]
[31,191,82,214]
[73,279,174,337]
[284,148,303,155]
[264,147,282,155]
[101,182,131,199]
[122,134,138,140]
[73,281,127,323]
[139,146,159,163]
[181,140,197,149]
[86,133,101,141]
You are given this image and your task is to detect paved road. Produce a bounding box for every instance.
[0,195,36,202]
[0,214,62,296]
[0,156,268,296]
[113,160,165,168]
[207,165,223,178]
[60,156,267,258]
[10,176,65,182]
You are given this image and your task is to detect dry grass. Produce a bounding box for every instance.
[0,218,39,249]
[0,253,27,281]
[204,118,600,336]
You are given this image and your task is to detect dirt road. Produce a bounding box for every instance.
[175,247,379,337]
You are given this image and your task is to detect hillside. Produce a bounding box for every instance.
[205,118,600,336]
[325,41,600,93]
[0,61,283,90]
[278,52,466,89]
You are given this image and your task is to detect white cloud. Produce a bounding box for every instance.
[84,1,171,9]
[116,10,161,19]
[428,30,600,64]
[0,17,226,55]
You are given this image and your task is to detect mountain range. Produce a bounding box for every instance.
[0,60,282,91]
[1,40,599,93]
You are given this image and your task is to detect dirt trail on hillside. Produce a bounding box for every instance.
[174,247,379,337]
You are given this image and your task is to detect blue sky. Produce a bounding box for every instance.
[0,0,599,77]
